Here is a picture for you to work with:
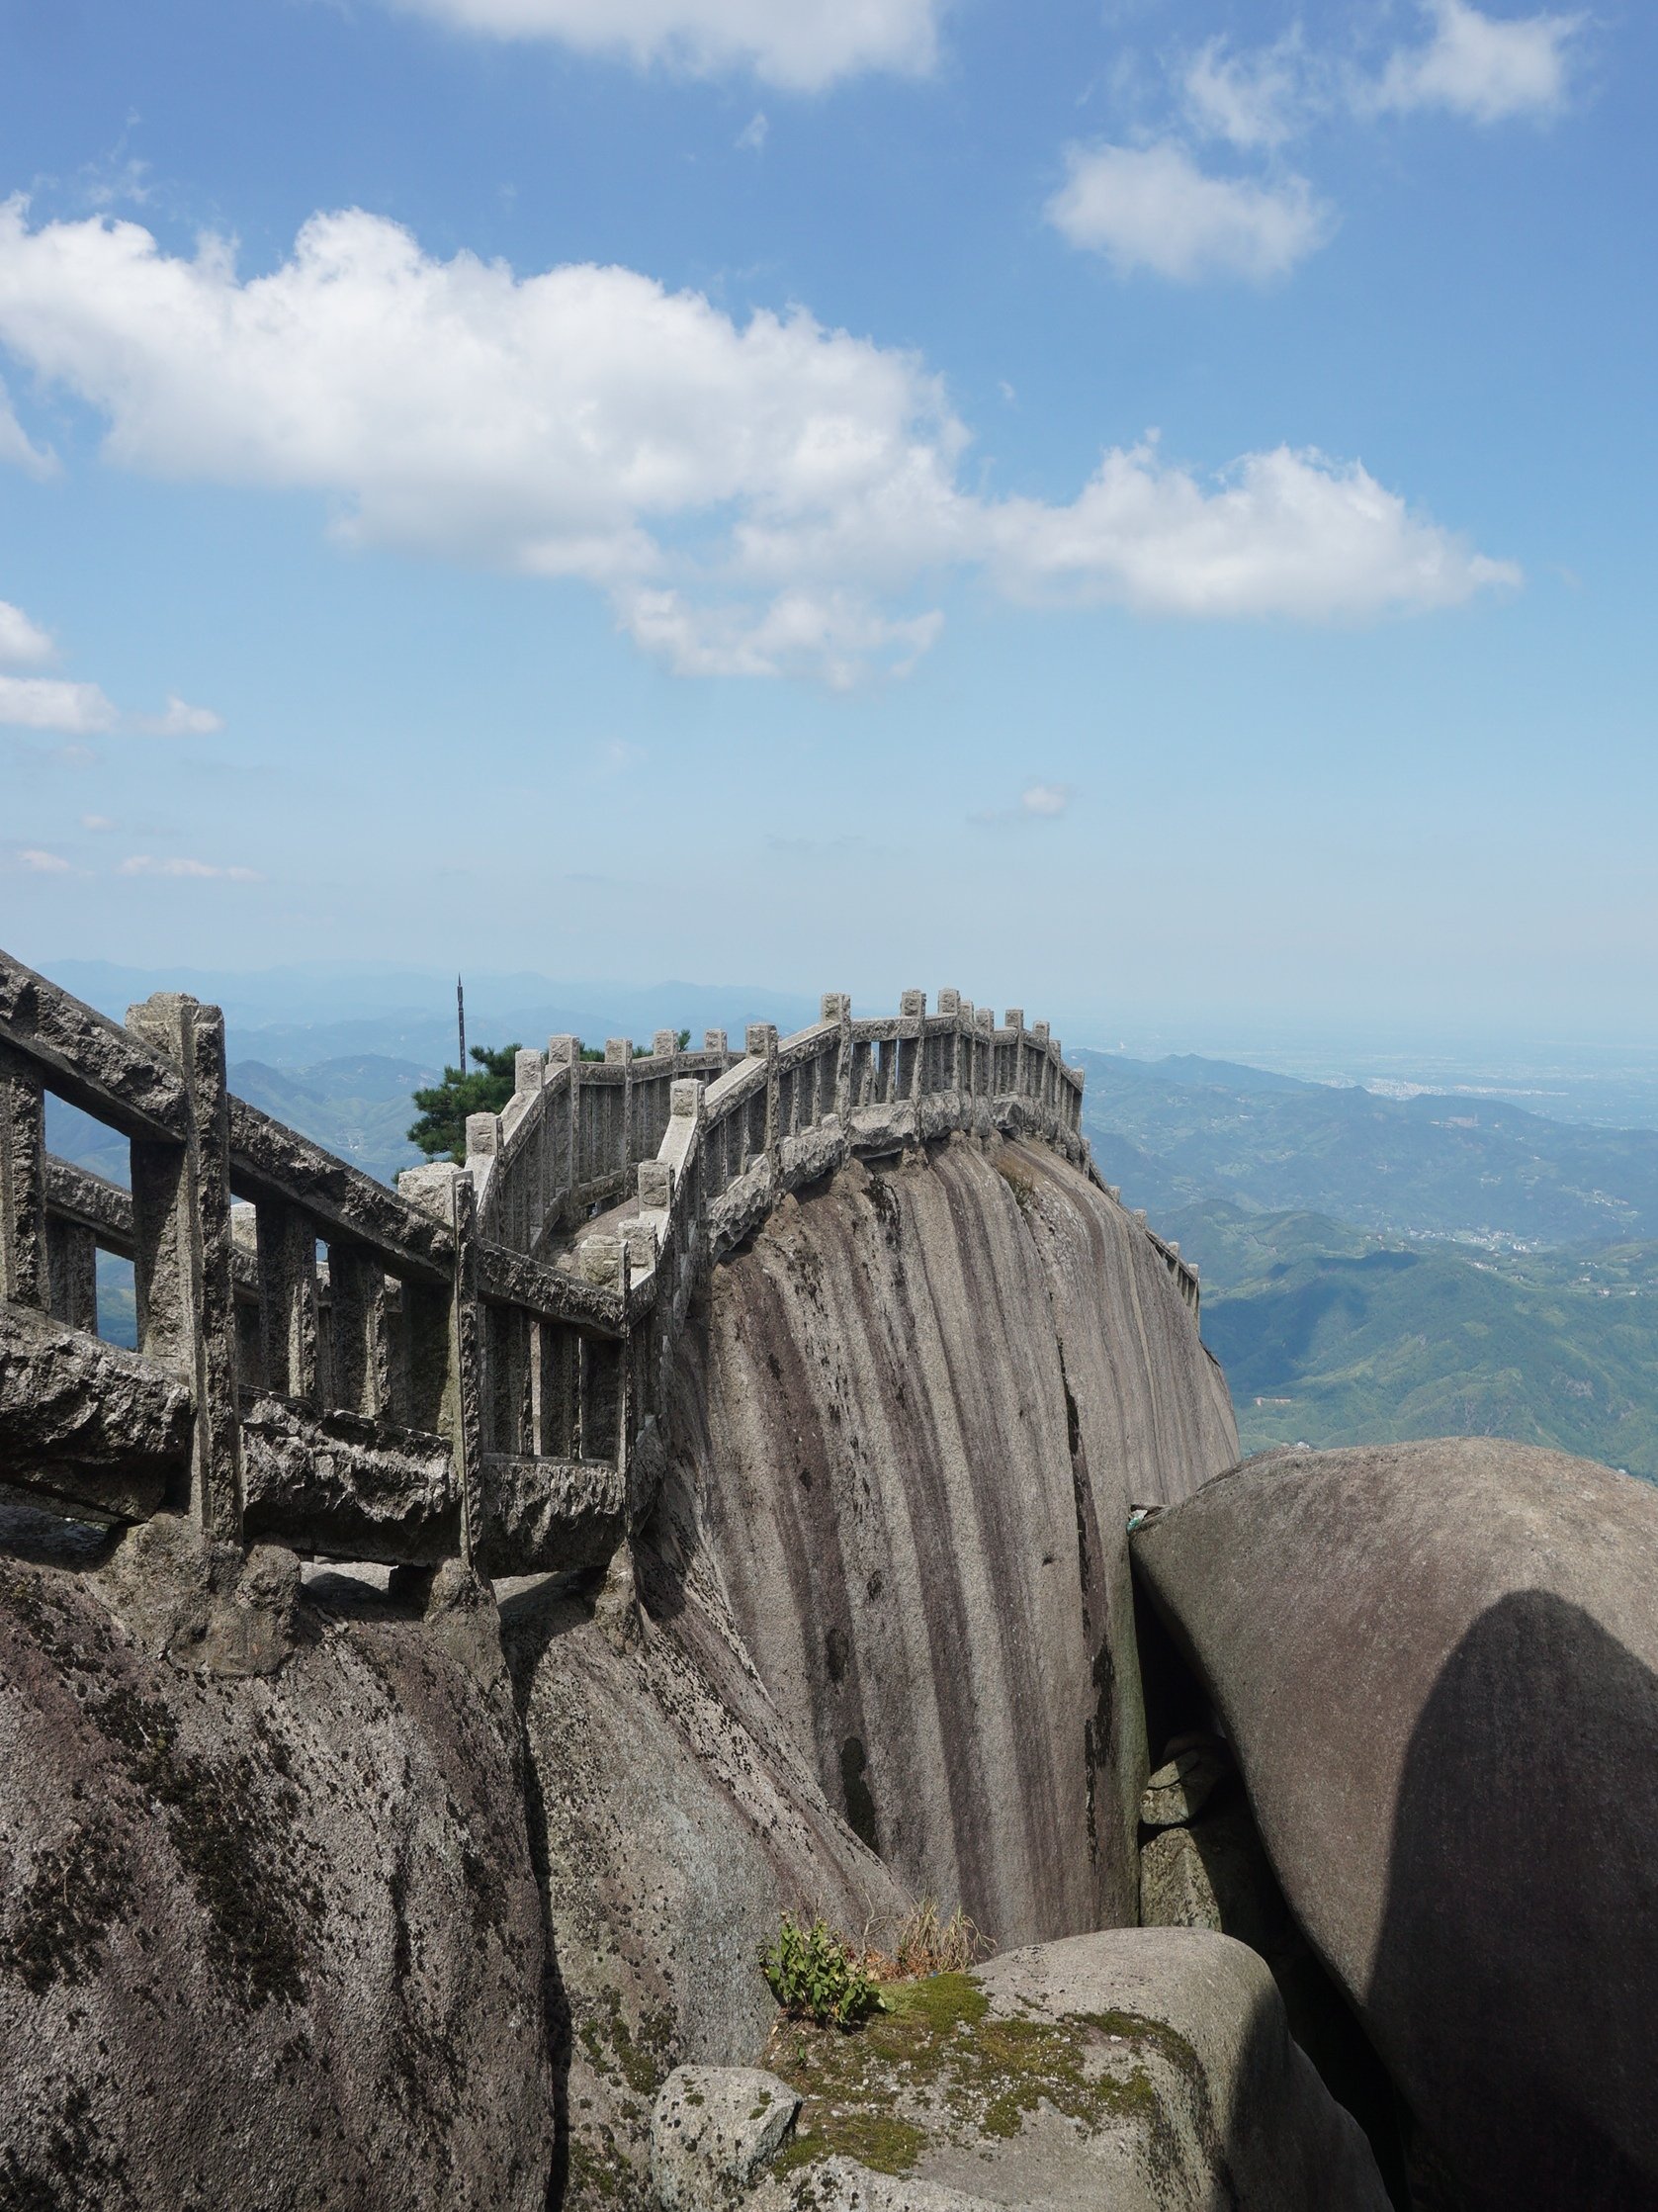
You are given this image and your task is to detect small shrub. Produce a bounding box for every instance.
[760,1914,883,2029]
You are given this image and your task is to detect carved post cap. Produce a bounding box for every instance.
[900,990,926,1018]
[1004,1009,1024,1031]
[515,1047,544,1093]
[959,999,974,1022]
[821,992,851,1021]
[466,1111,501,1158]
[669,1078,703,1119]
[622,1217,658,1270]
[975,1007,995,1033]
[937,988,961,1016]
[744,1022,777,1057]
[652,1029,678,1058]
[1167,1241,1180,1258]
[547,1034,580,1065]
[1106,1185,1121,1202]
[605,1037,632,1064]
[638,1160,672,1208]
[397,1160,470,1220]
[1031,1020,1050,1044]
[703,1028,728,1054]
[574,1233,624,1289]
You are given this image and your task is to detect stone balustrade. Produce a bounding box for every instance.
[0,949,1198,1586]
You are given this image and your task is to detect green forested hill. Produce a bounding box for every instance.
[1164,1197,1658,1479]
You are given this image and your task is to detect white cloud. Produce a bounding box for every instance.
[1183,34,1312,149]
[0,203,1517,681]
[0,596,54,665]
[0,673,120,734]
[1020,782,1074,818]
[983,439,1520,617]
[119,854,263,881]
[11,845,72,873]
[736,111,769,152]
[134,692,226,737]
[0,377,55,478]
[378,0,943,89]
[1369,0,1583,123]
[620,587,943,686]
[80,812,115,830]
[1046,141,1335,283]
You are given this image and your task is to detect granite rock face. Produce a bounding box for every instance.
[500,1464,911,2212]
[679,1930,1388,2212]
[673,1137,1237,1948]
[1133,1438,1658,2211]
[0,1512,554,2211]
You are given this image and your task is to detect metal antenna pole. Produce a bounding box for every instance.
[457,974,466,1072]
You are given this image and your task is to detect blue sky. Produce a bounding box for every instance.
[0,0,1652,1048]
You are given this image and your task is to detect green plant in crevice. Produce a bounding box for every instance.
[760,1914,884,2029]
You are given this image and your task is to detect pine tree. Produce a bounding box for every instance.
[407,1043,522,1164]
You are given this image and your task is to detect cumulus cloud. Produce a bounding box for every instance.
[377,0,944,89]
[1045,142,1334,283]
[0,673,121,734]
[134,693,226,737]
[972,779,1078,828]
[0,203,1517,682]
[9,845,73,873]
[1020,781,1074,818]
[0,596,54,666]
[0,592,222,733]
[1182,34,1313,149]
[1368,0,1583,122]
[119,854,262,881]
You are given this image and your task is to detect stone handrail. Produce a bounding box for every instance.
[0,949,1198,1588]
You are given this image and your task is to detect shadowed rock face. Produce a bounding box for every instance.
[673,1136,1238,1947]
[1132,1439,1658,2211]
[0,1515,554,2212]
[500,1465,910,2212]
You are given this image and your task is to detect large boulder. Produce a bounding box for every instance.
[0,1509,554,2210]
[654,1928,1388,2211]
[672,1136,1237,1947]
[1132,1439,1658,2209]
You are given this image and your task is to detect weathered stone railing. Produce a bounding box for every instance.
[0,950,1197,1585]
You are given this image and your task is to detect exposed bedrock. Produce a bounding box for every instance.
[0,1510,554,2212]
[499,1463,911,2212]
[1132,1438,1658,2211]
[652,1929,1389,2212]
[669,1134,1238,1947]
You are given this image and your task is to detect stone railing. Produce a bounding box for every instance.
[0,951,1198,1584]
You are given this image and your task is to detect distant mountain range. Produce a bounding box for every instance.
[42,1005,1658,1482]
[1079,1054,1658,1481]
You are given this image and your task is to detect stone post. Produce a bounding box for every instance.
[974,1004,993,1097]
[746,1023,780,1170]
[256,1199,319,1405]
[329,1242,392,1419]
[396,1160,483,1560]
[549,1036,581,1213]
[45,1216,98,1333]
[937,989,961,1094]
[900,991,925,1101]
[0,1039,47,1311]
[126,993,243,1548]
[653,1029,678,1060]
